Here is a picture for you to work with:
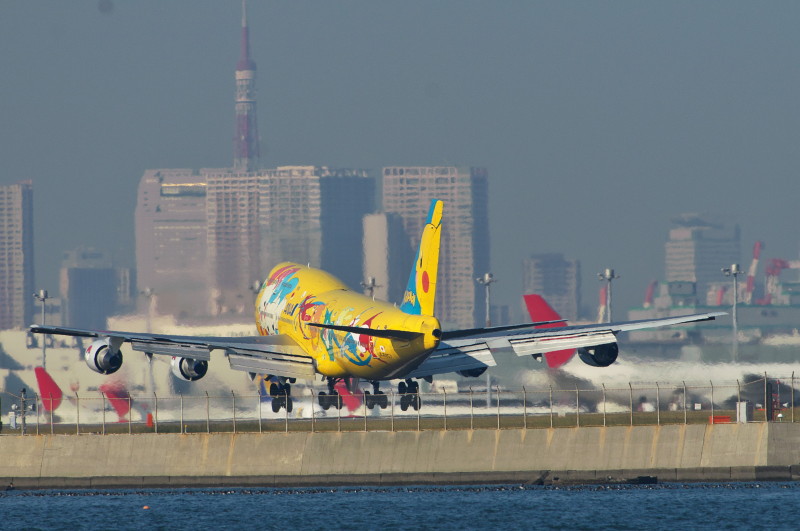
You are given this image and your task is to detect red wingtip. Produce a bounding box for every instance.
[34,367,63,412]
[522,294,576,369]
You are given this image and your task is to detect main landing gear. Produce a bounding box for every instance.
[364,381,389,410]
[398,379,421,411]
[318,378,343,411]
[268,377,295,413]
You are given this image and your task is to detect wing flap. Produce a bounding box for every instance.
[226,351,316,379]
[130,341,212,360]
[403,342,496,379]
[509,331,617,356]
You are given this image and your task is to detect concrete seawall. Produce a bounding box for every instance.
[3,423,800,488]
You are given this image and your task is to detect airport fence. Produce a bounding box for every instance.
[1,373,797,435]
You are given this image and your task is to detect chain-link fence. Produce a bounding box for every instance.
[1,374,797,435]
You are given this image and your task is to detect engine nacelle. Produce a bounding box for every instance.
[458,367,488,378]
[171,357,209,382]
[84,339,123,375]
[577,343,619,367]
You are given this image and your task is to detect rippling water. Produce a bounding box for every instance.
[2,483,799,530]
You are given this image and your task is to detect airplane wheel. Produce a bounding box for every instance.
[271,398,282,413]
[413,395,421,411]
[364,390,374,409]
[398,381,407,394]
[319,392,330,411]
[400,395,409,411]
[286,397,293,413]
[269,383,279,397]
[284,384,292,396]
[379,392,389,409]
[409,381,419,394]
[288,378,296,384]
[335,393,343,410]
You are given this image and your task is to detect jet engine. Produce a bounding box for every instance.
[458,367,488,378]
[171,357,209,382]
[577,343,619,367]
[84,338,123,375]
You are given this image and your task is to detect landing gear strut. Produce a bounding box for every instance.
[318,378,343,411]
[399,379,421,411]
[364,381,389,410]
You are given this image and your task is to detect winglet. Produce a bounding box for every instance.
[400,199,443,316]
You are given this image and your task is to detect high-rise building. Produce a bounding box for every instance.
[0,180,34,330]
[59,247,129,329]
[206,166,375,309]
[134,4,376,316]
[362,212,414,303]
[382,166,490,328]
[522,253,581,321]
[135,169,208,315]
[665,214,740,305]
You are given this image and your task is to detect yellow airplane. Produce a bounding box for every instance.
[31,199,724,413]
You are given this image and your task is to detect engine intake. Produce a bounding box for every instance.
[84,339,123,375]
[577,342,619,367]
[457,367,488,378]
[171,357,209,381]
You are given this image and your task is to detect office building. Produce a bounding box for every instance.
[382,166,490,328]
[0,180,34,330]
[522,253,581,321]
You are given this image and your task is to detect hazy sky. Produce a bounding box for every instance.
[2,1,800,319]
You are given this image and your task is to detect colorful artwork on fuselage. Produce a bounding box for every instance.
[256,263,384,368]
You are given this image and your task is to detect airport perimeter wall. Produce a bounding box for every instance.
[3,423,800,488]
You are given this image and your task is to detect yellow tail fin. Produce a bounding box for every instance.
[399,199,443,316]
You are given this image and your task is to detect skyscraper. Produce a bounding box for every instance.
[60,247,127,329]
[665,214,740,304]
[135,169,208,315]
[134,4,374,315]
[362,212,414,303]
[0,180,34,330]
[522,253,581,321]
[382,166,490,328]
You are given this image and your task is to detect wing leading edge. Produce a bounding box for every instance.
[29,325,317,380]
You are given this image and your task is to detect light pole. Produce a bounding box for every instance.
[475,272,497,327]
[722,263,741,362]
[32,289,49,368]
[597,268,620,323]
[360,276,380,299]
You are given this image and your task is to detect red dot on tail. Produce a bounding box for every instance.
[421,271,430,292]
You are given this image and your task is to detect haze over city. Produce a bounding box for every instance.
[2,1,800,317]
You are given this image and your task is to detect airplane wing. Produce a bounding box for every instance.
[406,311,725,378]
[28,325,317,380]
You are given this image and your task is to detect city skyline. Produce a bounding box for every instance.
[3,2,800,319]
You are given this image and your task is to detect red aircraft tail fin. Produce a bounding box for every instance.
[334,380,363,413]
[34,367,63,412]
[522,294,576,369]
[99,381,132,421]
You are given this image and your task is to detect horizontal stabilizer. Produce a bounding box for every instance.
[441,320,567,341]
[308,322,422,341]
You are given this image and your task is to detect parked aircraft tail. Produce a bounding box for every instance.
[399,199,443,317]
[522,294,576,369]
[34,367,63,412]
